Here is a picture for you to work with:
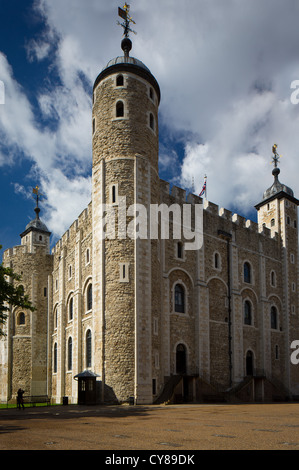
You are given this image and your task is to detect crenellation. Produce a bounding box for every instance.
[204,200,219,215]
[186,193,202,205]
[171,185,186,203]
[219,207,232,219]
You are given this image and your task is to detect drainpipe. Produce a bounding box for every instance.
[218,230,233,388]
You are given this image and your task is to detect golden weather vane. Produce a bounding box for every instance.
[117,3,137,37]
[32,185,43,209]
[272,143,282,168]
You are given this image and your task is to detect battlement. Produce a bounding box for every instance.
[4,243,50,259]
[158,179,282,243]
[51,201,92,254]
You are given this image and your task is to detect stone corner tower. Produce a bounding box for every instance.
[0,193,53,402]
[91,6,161,404]
[255,144,299,394]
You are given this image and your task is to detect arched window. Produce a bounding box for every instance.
[86,330,92,368]
[271,306,278,330]
[244,262,251,284]
[18,312,25,325]
[69,297,73,321]
[53,343,57,373]
[18,285,24,295]
[68,337,72,371]
[87,284,92,311]
[54,306,58,329]
[270,270,276,287]
[175,284,185,313]
[244,300,252,325]
[116,101,124,117]
[116,74,124,86]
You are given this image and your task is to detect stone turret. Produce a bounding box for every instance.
[91,15,161,403]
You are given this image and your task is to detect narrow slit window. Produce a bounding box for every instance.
[119,263,129,282]
[149,112,154,130]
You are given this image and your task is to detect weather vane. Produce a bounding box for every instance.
[32,185,43,216]
[118,3,137,38]
[272,144,281,168]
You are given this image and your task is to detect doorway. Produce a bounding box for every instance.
[246,350,254,376]
[176,344,187,375]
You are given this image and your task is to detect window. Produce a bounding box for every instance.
[86,330,92,368]
[271,218,275,227]
[53,343,57,373]
[270,271,276,287]
[275,345,279,360]
[149,112,154,130]
[110,183,118,204]
[69,265,72,279]
[214,252,221,269]
[116,74,124,86]
[112,185,116,203]
[175,284,185,313]
[68,337,72,371]
[177,242,183,259]
[18,312,25,326]
[244,262,251,284]
[244,300,252,325]
[69,297,73,321]
[92,118,95,134]
[54,307,58,329]
[271,306,278,330]
[86,248,90,264]
[116,101,124,117]
[87,284,92,311]
[119,263,129,282]
[149,87,154,101]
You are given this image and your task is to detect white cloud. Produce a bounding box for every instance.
[2,0,299,242]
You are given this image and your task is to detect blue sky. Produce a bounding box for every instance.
[1,0,299,257]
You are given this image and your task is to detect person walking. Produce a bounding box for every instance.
[17,388,25,409]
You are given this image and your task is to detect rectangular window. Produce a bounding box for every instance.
[119,262,129,283]
[110,183,118,204]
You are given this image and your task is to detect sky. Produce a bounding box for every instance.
[1,0,299,256]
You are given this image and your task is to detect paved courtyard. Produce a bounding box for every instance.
[0,402,299,451]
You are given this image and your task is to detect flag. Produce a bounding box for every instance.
[118,7,127,20]
[199,179,206,197]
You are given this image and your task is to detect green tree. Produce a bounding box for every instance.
[0,245,35,336]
